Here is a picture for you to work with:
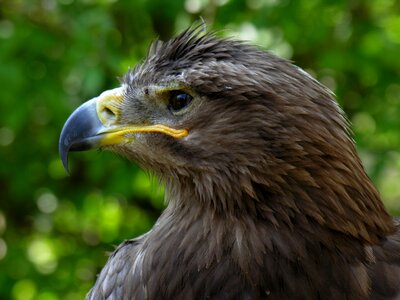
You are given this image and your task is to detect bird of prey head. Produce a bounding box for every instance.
[59,25,400,299]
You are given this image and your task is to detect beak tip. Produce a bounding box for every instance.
[62,160,70,176]
[59,141,71,175]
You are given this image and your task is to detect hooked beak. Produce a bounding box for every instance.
[59,87,188,174]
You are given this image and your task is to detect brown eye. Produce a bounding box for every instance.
[168,91,193,112]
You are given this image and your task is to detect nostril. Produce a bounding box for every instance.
[99,105,118,125]
[104,107,115,118]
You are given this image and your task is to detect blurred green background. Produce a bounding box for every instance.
[0,0,399,299]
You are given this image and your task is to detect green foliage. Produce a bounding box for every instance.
[0,0,399,298]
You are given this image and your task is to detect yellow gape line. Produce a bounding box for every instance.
[100,124,189,146]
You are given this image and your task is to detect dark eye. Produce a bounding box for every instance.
[168,91,193,112]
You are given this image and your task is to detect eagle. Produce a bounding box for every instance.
[59,26,400,299]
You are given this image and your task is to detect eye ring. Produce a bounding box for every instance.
[168,91,193,112]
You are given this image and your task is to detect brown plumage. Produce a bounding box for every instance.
[59,25,400,299]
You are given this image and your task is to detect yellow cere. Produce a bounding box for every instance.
[96,87,125,126]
